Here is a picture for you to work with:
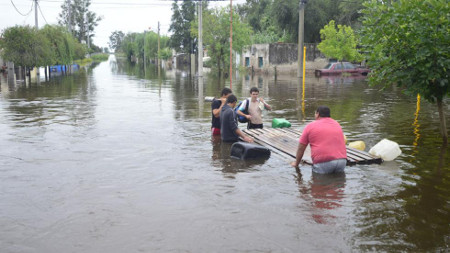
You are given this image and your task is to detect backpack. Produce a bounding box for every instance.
[235,99,249,123]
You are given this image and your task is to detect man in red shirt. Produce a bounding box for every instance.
[291,106,347,174]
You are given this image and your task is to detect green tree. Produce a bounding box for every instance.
[243,0,365,43]
[168,0,198,53]
[120,32,138,62]
[108,30,125,53]
[317,20,362,63]
[40,25,77,65]
[360,0,449,143]
[58,0,102,46]
[237,0,281,44]
[0,26,52,68]
[191,7,252,74]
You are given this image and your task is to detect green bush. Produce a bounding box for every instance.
[90,53,109,62]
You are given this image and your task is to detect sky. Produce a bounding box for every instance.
[1,0,246,49]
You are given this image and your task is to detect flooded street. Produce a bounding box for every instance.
[0,56,449,252]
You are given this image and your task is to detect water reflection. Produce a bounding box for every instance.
[296,171,346,224]
[412,94,421,157]
[0,57,449,252]
[211,137,269,179]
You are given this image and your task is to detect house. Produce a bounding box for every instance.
[242,43,324,74]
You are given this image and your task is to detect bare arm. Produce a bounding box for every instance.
[237,109,251,120]
[260,98,271,111]
[236,128,253,143]
[290,143,307,168]
[212,98,226,118]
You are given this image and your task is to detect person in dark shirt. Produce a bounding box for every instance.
[220,94,253,143]
[211,88,233,135]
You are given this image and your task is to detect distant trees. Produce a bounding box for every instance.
[118,31,171,63]
[58,0,102,51]
[0,25,86,68]
[360,0,449,143]
[191,7,252,73]
[108,31,125,53]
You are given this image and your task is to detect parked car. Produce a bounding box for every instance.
[315,62,370,77]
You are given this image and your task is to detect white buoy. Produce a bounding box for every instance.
[369,139,402,161]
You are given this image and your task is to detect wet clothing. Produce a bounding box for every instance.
[211,99,222,135]
[248,123,263,129]
[299,117,347,166]
[220,104,239,142]
[238,98,264,126]
[312,158,347,174]
[211,127,221,135]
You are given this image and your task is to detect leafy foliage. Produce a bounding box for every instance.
[191,7,252,73]
[360,0,449,140]
[108,31,125,53]
[360,0,449,103]
[168,0,199,53]
[1,26,51,67]
[58,0,102,48]
[119,31,171,63]
[317,20,362,62]
[0,25,86,67]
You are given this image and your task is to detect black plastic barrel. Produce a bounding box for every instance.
[230,142,271,160]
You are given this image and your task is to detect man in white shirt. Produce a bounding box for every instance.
[236,87,271,129]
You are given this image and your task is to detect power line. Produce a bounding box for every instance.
[38,1,49,25]
[10,0,34,16]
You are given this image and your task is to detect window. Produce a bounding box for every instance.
[258,57,263,68]
[334,63,343,70]
[344,62,355,69]
[245,57,250,67]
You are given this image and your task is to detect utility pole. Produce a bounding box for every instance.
[297,0,306,78]
[158,21,161,76]
[35,0,39,29]
[197,0,203,77]
[35,0,40,77]
[85,13,90,57]
[68,0,72,34]
[229,0,233,89]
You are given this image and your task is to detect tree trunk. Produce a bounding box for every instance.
[437,98,448,144]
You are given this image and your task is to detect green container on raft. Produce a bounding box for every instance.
[272,118,291,128]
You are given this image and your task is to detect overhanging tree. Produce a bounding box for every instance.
[0,26,52,68]
[360,0,449,143]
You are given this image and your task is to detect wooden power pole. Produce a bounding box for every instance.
[197,1,203,77]
[297,0,306,78]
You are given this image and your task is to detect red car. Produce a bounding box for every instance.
[315,62,370,77]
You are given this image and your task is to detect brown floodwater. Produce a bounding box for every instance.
[0,56,449,252]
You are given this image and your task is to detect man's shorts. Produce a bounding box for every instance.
[247,123,263,129]
[211,127,221,135]
[312,159,347,174]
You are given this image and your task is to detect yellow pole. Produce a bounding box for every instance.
[301,46,306,119]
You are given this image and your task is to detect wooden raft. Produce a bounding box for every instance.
[243,128,382,166]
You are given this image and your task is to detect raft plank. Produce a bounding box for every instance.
[243,128,382,166]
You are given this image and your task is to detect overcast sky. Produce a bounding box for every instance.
[1,0,246,49]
